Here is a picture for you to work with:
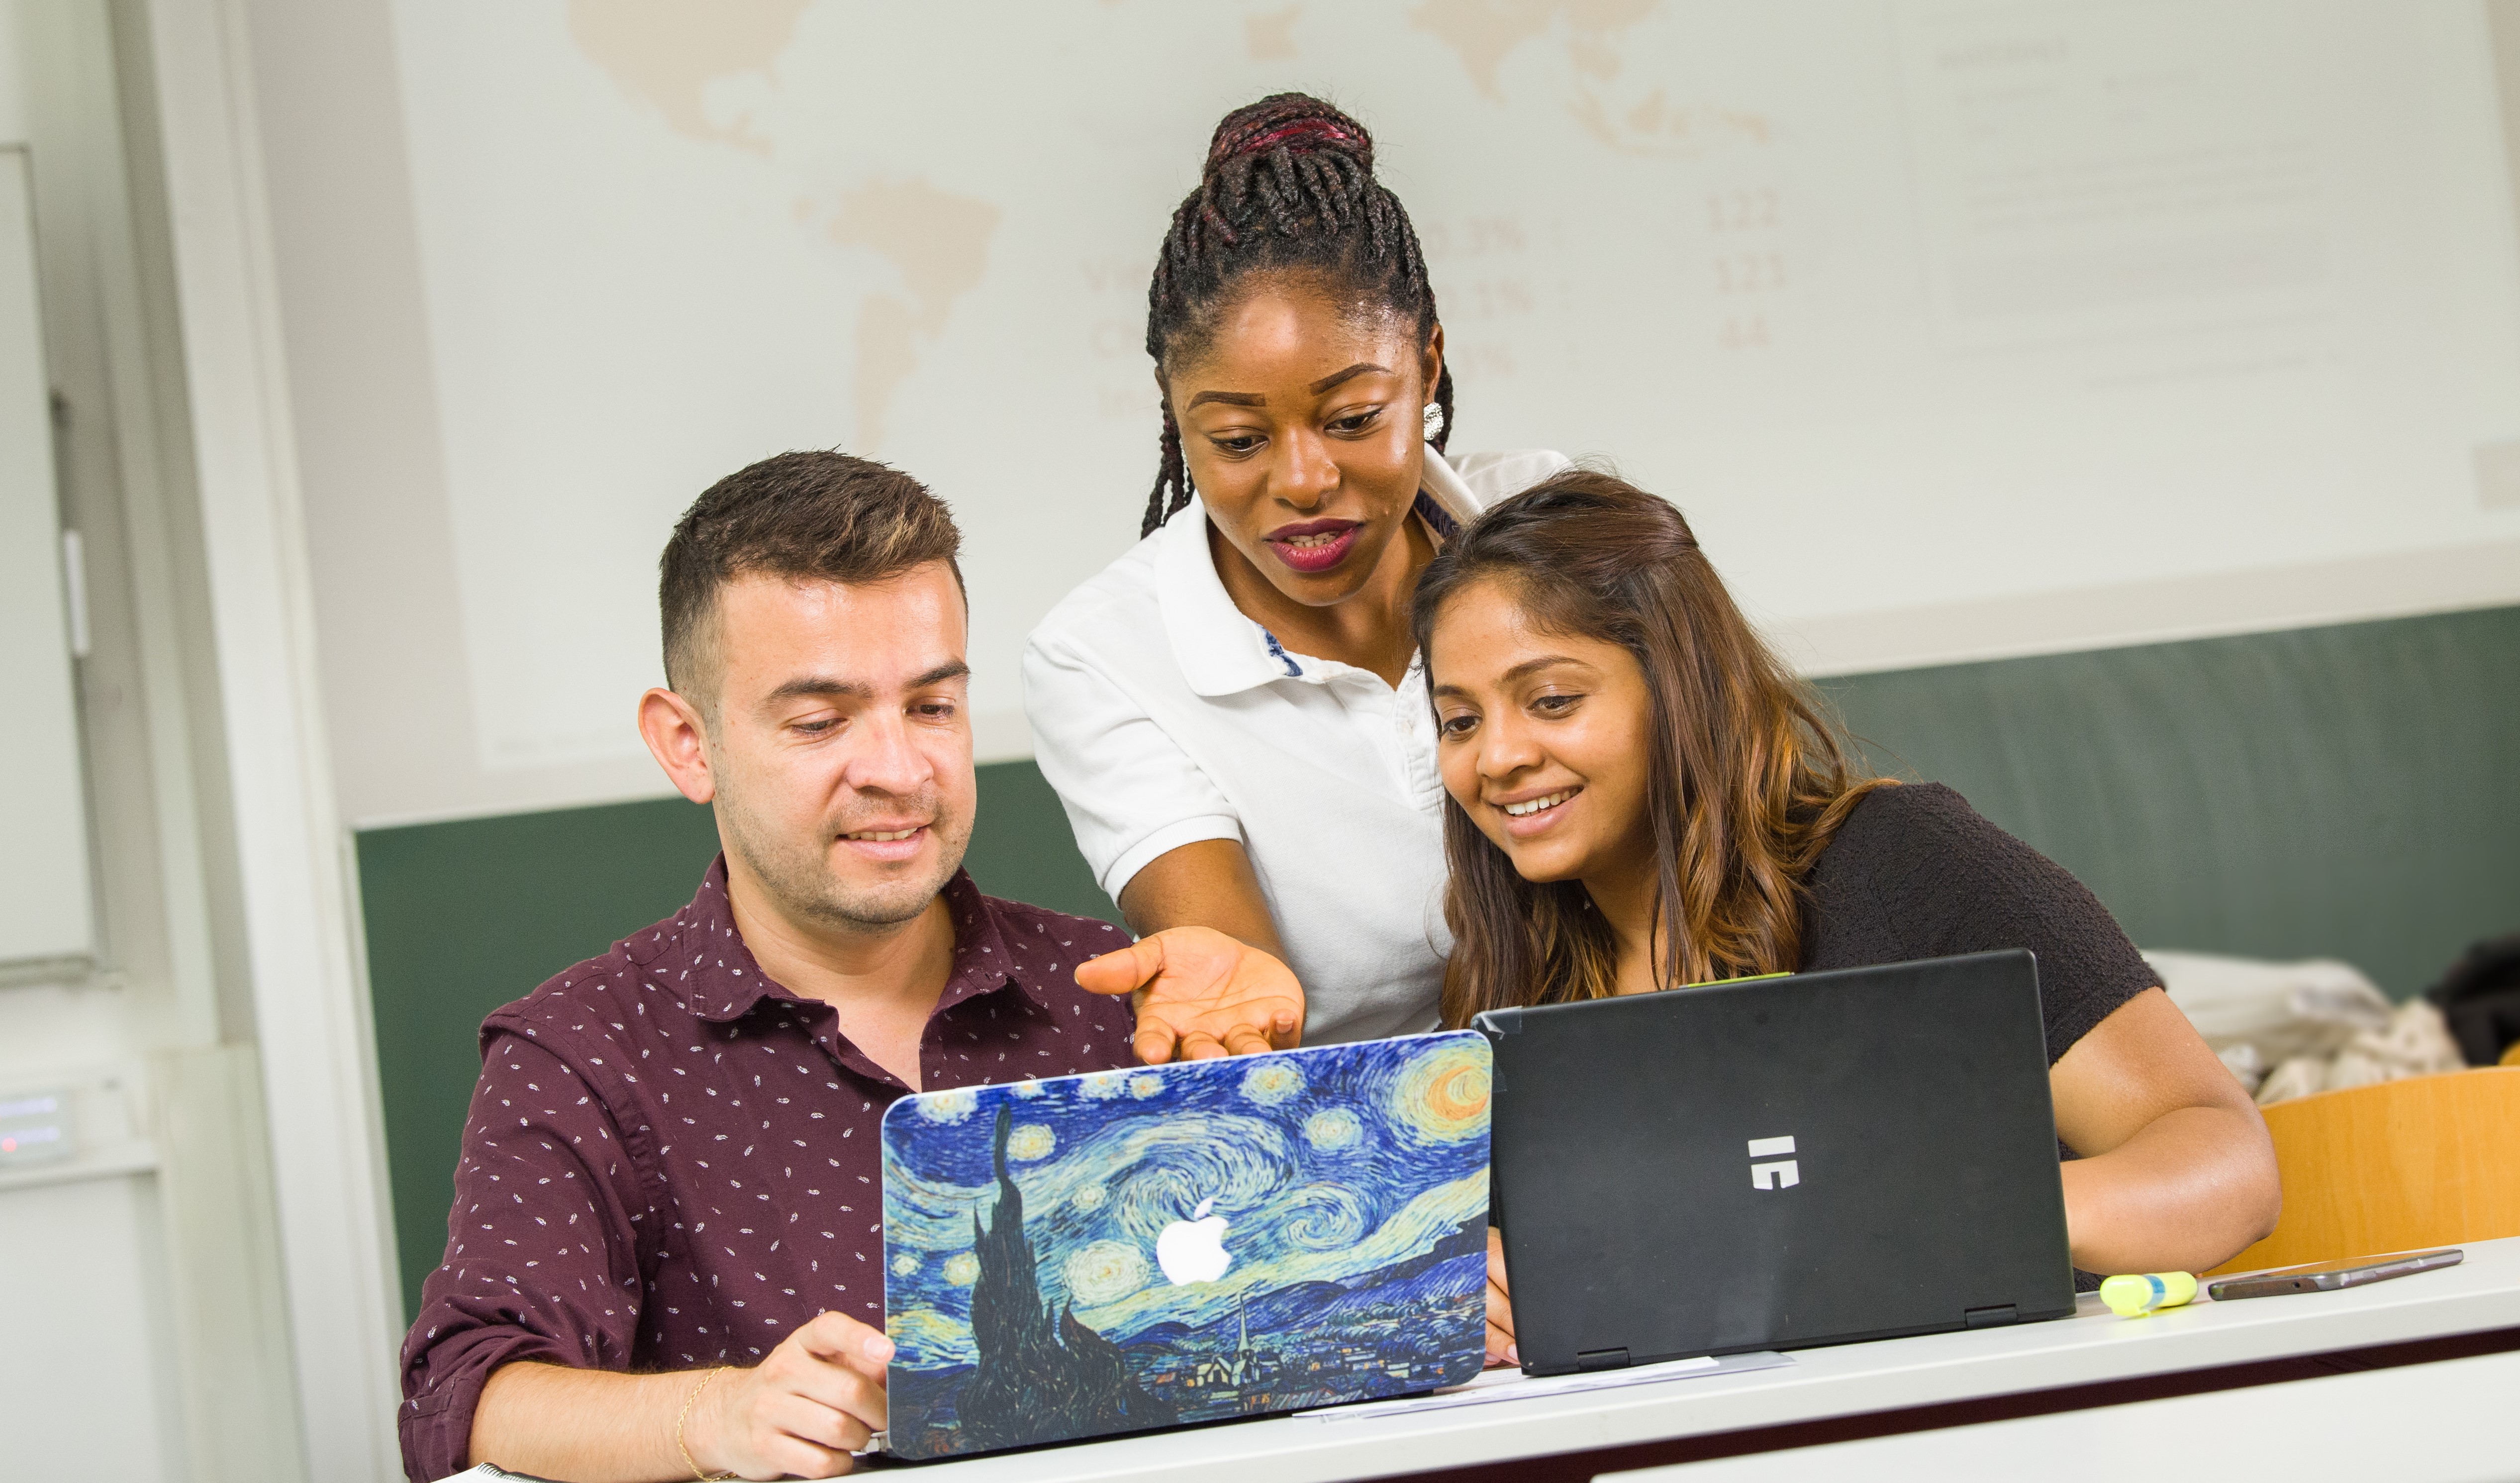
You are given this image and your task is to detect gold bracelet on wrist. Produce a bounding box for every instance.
[676,1365,736,1482]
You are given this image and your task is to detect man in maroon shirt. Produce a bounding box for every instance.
[399,453,1302,1482]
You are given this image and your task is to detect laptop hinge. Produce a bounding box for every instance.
[1575,1347,1631,1371]
[1965,1303,2019,1329]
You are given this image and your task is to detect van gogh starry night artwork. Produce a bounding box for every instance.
[879,1032,1493,1459]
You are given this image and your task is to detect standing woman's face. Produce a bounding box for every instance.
[1163,279,1443,608]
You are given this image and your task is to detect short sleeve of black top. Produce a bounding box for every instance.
[1799,782,2157,1072]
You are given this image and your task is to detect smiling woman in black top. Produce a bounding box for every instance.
[1412,470,2281,1364]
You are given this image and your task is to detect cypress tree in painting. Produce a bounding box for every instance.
[956,1105,1175,1449]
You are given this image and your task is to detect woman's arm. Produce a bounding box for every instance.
[1483,1227,1518,1366]
[1073,840,1308,1061]
[2050,987,2281,1274]
[1117,838,1290,953]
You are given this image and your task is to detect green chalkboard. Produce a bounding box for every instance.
[1819,604,2520,1002]
[361,605,2520,1323]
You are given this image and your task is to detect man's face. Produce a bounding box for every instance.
[697,562,976,934]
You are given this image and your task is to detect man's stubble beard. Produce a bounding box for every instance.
[714,770,973,935]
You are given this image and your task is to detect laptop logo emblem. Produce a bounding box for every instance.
[1156,1197,1234,1285]
[1747,1136,1799,1190]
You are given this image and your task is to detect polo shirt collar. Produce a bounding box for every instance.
[1158,443,1468,698]
[1156,495,1300,697]
[671,858,1051,1024]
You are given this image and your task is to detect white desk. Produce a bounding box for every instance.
[1606,1348,2520,1483]
[889,1237,2520,1482]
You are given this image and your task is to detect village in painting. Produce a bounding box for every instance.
[879,1033,1493,1459]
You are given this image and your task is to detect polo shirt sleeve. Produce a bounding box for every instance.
[1023,627,1243,902]
[399,1030,650,1483]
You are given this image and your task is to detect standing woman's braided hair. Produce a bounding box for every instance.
[1141,93,1454,539]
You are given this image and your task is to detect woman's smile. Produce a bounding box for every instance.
[1265,517,1363,574]
[1493,785,1583,837]
[1429,581,1658,886]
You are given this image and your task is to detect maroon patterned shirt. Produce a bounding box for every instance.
[397,859,1137,1482]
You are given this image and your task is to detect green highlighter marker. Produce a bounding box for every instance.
[2100,1271,2198,1317]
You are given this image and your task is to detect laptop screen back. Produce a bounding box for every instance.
[880,1031,1492,1458]
[1478,950,2073,1373]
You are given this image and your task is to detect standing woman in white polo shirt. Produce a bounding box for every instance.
[1027,94,1568,1045]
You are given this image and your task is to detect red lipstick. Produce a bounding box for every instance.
[1264,518,1362,575]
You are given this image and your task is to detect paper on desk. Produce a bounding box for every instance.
[1290,1350,1793,1422]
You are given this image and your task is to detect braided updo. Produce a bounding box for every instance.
[1141,93,1454,539]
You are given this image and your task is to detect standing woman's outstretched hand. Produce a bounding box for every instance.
[1075,925,1305,1063]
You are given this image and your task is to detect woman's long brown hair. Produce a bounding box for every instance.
[1411,470,1890,1026]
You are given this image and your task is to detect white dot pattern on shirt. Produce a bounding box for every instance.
[396,866,1136,1477]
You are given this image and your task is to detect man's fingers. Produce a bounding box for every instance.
[1270,1010,1302,1051]
[779,1357,889,1432]
[793,1307,894,1362]
[760,1427,852,1481]
[764,1390,876,1456]
[1073,938,1163,997]
[1221,1024,1274,1058]
[1176,1029,1228,1061]
[761,1392,851,1453]
[793,1311,896,1381]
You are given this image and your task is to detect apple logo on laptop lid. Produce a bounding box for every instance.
[1156,1198,1233,1285]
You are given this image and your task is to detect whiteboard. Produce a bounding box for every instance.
[380,0,2520,775]
[0,150,94,966]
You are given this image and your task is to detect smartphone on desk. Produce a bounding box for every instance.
[2206,1247,2462,1300]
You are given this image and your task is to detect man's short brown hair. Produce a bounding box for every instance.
[659,451,964,713]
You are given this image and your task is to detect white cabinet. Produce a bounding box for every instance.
[0,149,93,969]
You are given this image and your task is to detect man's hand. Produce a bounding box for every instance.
[1485,1227,1518,1368]
[1074,925,1305,1064]
[686,1311,894,1480]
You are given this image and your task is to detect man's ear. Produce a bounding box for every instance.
[638,687,716,804]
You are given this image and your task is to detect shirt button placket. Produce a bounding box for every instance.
[1391,661,1441,804]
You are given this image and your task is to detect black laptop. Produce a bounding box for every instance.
[1475,949,2074,1375]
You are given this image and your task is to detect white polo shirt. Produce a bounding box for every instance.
[1021,448,1571,1045]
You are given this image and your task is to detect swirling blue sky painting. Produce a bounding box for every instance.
[880,1032,1492,1459]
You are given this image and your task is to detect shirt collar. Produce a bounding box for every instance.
[667,857,1050,1025]
[1154,494,1290,697]
[1157,443,1465,698]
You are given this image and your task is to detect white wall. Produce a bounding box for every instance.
[0,4,186,1471]
[0,0,20,144]
[0,1178,185,1477]
[243,0,2520,834]
[0,148,96,969]
[139,0,404,1466]
[0,0,315,1477]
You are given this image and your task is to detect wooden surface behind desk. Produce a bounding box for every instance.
[871,1237,2520,1483]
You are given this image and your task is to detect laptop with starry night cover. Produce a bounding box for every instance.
[878,1031,1493,1458]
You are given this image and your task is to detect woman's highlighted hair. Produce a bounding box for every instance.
[1411,471,1888,1025]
